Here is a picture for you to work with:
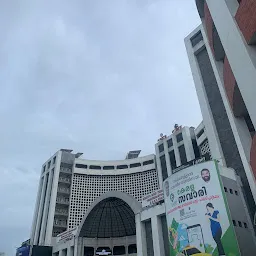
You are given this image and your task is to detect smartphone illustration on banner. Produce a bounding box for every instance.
[186,224,205,253]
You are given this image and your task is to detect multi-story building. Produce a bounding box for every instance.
[185,1,256,224]
[30,149,159,247]
[29,125,256,255]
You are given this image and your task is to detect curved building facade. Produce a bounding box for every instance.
[68,155,159,229]
[30,149,160,246]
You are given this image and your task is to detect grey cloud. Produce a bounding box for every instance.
[0,0,200,254]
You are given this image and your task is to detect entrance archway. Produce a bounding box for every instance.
[76,191,142,256]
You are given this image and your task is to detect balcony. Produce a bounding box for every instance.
[57,187,70,194]
[60,167,72,174]
[59,177,71,184]
[53,219,67,228]
[55,208,69,217]
[56,197,69,205]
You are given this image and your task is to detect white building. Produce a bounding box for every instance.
[30,149,159,247]
[184,3,256,227]
[29,125,256,256]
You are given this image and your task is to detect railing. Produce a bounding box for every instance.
[55,208,69,216]
[60,167,72,174]
[57,187,70,194]
[54,219,67,227]
[56,197,69,205]
[59,177,71,183]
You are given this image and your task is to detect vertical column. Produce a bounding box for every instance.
[74,237,83,256]
[155,145,163,188]
[164,140,172,177]
[59,250,64,256]
[39,169,54,244]
[135,214,147,256]
[151,216,165,256]
[67,246,74,256]
[34,174,48,245]
[173,135,181,167]
[30,177,43,245]
[45,152,61,245]
[183,128,196,162]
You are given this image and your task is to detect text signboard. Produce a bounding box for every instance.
[142,189,164,208]
[164,161,240,256]
[56,227,77,244]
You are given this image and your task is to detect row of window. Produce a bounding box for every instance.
[82,245,137,256]
[158,133,184,153]
[160,144,188,180]
[224,187,239,196]
[232,220,248,229]
[75,159,154,170]
[43,156,57,172]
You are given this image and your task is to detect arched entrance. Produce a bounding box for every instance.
[75,191,143,256]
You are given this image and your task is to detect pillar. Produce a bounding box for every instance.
[34,174,47,244]
[44,154,61,245]
[67,246,74,256]
[39,169,54,244]
[74,237,83,256]
[135,214,147,256]
[151,216,165,256]
[30,177,43,245]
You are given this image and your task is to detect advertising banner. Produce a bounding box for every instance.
[142,189,164,208]
[164,160,240,256]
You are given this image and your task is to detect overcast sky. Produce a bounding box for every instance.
[0,0,201,254]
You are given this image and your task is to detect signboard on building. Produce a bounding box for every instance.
[172,153,211,174]
[96,248,112,255]
[142,189,164,208]
[56,227,77,244]
[164,160,240,256]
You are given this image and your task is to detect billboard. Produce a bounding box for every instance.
[163,160,240,256]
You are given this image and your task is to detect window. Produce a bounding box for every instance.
[169,150,177,170]
[158,144,164,153]
[160,155,168,181]
[244,113,255,138]
[224,187,227,192]
[176,133,183,143]
[229,189,233,194]
[190,31,203,47]
[128,244,137,254]
[178,145,187,165]
[233,220,237,226]
[143,160,154,166]
[75,164,88,169]
[196,129,204,138]
[238,221,242,227]
[43,165,46,173]
[167,138,173,148]
[113,246,125,255]
[117,165,128,169]
[53,156,56,164]
[130,163,141,168]
[89,165,101,170]
[235,190,238,196]
[103,166,115,170]
[244,222,248,228]
[47,161,51,169]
